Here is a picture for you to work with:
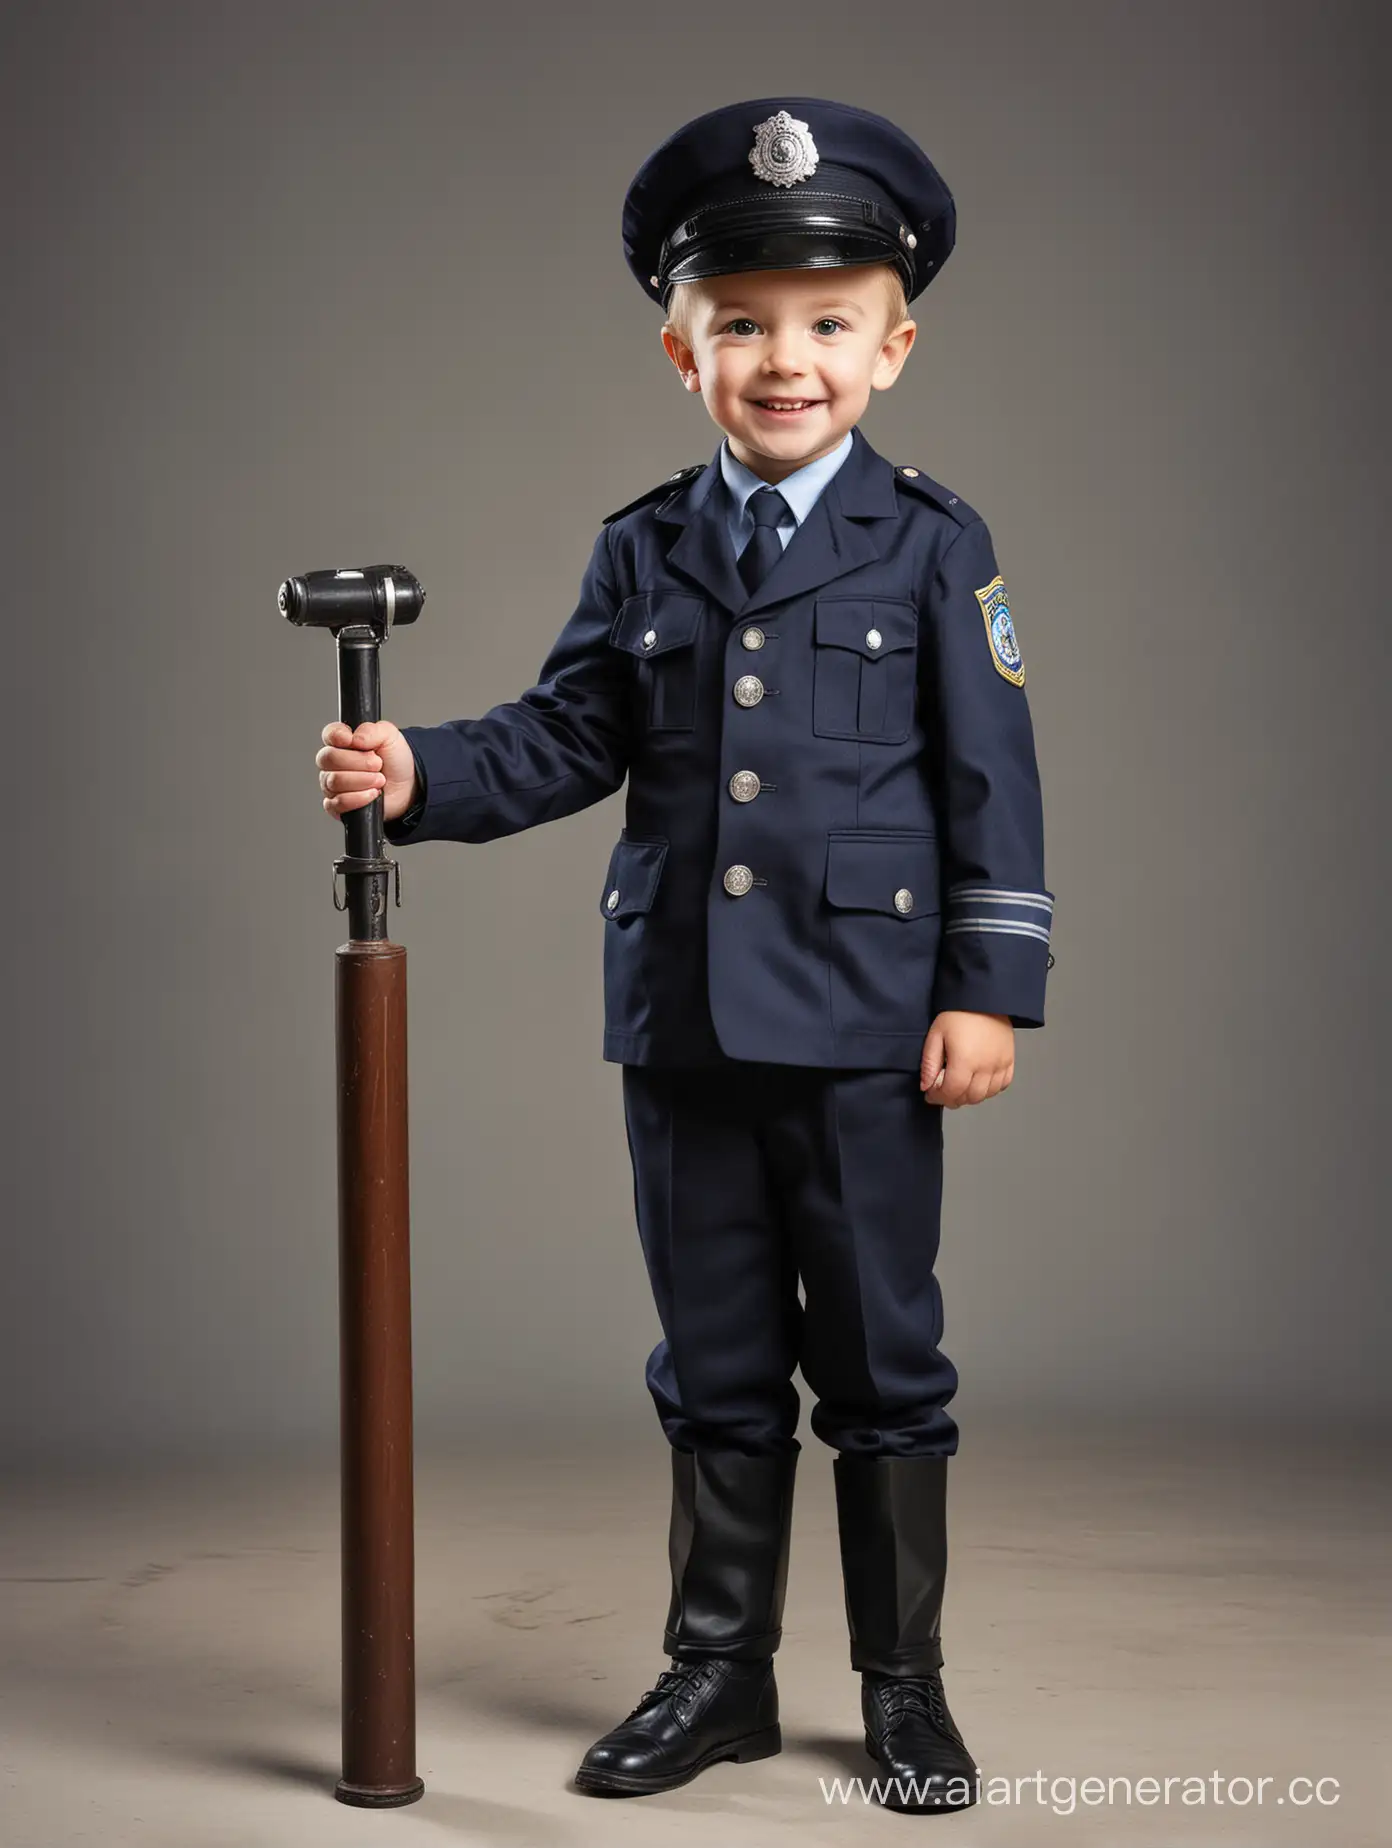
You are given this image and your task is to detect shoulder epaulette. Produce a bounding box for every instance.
[602,463,704,526]
[892,465,979,528]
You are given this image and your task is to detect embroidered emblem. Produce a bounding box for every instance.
[975,576,1024,685]
[748,110,819,188]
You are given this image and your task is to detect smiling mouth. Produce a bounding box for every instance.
[751,399,824,413]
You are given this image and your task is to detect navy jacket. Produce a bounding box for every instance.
[384,423,1053,1068]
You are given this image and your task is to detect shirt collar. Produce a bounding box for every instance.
[718,429,855,526]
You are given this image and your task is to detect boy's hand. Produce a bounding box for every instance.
[920,1011,1015,1107]
[316,720,418,821]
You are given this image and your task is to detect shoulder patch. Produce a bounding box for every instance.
[892,465,978,527]
[602,463,704,526]
[975,575,1025,685]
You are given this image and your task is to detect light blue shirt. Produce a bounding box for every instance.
[719,429,854,560]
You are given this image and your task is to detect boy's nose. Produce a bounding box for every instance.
[762,336,808,375]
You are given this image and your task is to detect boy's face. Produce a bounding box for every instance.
[661,264,916,484]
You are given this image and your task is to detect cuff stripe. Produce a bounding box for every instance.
[947,884,1054,913]
[943,919,1053,945]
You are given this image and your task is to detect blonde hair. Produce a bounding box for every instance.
[664,262,909,347]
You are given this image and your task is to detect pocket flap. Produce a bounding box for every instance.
[813,598,917,658]
[610,591,704,658]
[600,835,669,919]
[824,833,940,917]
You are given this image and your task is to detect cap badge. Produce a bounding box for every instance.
[748,110,819,188]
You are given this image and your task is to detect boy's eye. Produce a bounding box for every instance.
[719,315,846,336]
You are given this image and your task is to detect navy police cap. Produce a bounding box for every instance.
[623,97,956,312]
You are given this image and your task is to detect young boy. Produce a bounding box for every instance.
[316,97,1053,1813]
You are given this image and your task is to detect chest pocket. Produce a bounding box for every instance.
[812,598,918,742]
[609,591,704,732]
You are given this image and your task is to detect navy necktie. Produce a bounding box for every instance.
[738,486,791,595]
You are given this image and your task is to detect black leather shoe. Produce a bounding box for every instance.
[862,1670,978,1811]
[573,1654,780,1796]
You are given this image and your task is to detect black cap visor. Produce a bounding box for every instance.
[664,228,910,297]
[658,190,914,306]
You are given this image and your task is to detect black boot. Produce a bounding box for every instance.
[573,1443,797,1796]
[834,1453,978,1813]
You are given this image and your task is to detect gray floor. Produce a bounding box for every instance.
[4,1421,1388,1846]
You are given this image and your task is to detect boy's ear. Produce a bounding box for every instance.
[871,318,917,391]
[661,325,700,390]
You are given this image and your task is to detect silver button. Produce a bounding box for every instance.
[894,888,914,915]
[728,770,761,803]
[642,628,658,650]
[899,466,920,478]
[906,232,918,250]
[606,889,620,911]
[651,274,661,288]
[741,626,766,651]
[723,864,754,897]
[866,628,882,651]
[733,674,765,708]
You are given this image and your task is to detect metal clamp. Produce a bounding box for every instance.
[332,852,402,912]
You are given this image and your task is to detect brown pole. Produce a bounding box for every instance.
[334,938,424,1806]
[280,566,427,1807]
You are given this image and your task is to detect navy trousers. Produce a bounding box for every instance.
[621,1060,960,1458]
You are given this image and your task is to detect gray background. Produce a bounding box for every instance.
[5,0,1387,1468]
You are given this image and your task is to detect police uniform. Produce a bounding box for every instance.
[385,98,1053,1808]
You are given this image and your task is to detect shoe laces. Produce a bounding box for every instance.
[877,1672,950,1731]
[627,1656,718,1718]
